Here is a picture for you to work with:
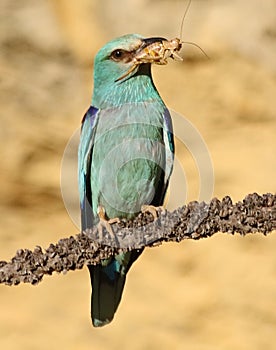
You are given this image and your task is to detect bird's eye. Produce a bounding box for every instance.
[110,49,127,61]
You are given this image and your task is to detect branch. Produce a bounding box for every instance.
[0,193,275,286]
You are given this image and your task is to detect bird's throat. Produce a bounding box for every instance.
[92,72,162,109]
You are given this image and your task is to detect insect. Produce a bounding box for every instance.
[116,0,208,81]
[134,37,183,65]
[133,0,195,66]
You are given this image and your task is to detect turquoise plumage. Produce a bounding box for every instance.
[78,34,174,327]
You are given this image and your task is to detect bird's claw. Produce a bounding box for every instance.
[141,204,165,220]
[97,206,120,242]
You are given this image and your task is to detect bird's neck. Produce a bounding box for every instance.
[92,69,163,109]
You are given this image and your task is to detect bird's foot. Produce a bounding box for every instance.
[97,206,120,242]
[141,205,165,220]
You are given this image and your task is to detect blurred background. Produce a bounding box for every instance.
[0,0,276,349]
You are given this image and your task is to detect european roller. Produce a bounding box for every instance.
[78,34,175,327]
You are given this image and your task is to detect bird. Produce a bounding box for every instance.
[78,34,175,327]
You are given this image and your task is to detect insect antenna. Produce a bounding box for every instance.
[179,0,192,41]
[178,0,209,60]
[182,41,210,59]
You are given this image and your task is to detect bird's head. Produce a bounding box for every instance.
[92,34,167,108]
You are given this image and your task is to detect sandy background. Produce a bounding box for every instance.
[0,0,276,349]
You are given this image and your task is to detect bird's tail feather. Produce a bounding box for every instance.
[88,249,143,327]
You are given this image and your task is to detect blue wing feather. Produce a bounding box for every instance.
[161,108,175,202]
[78,106,99,230]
